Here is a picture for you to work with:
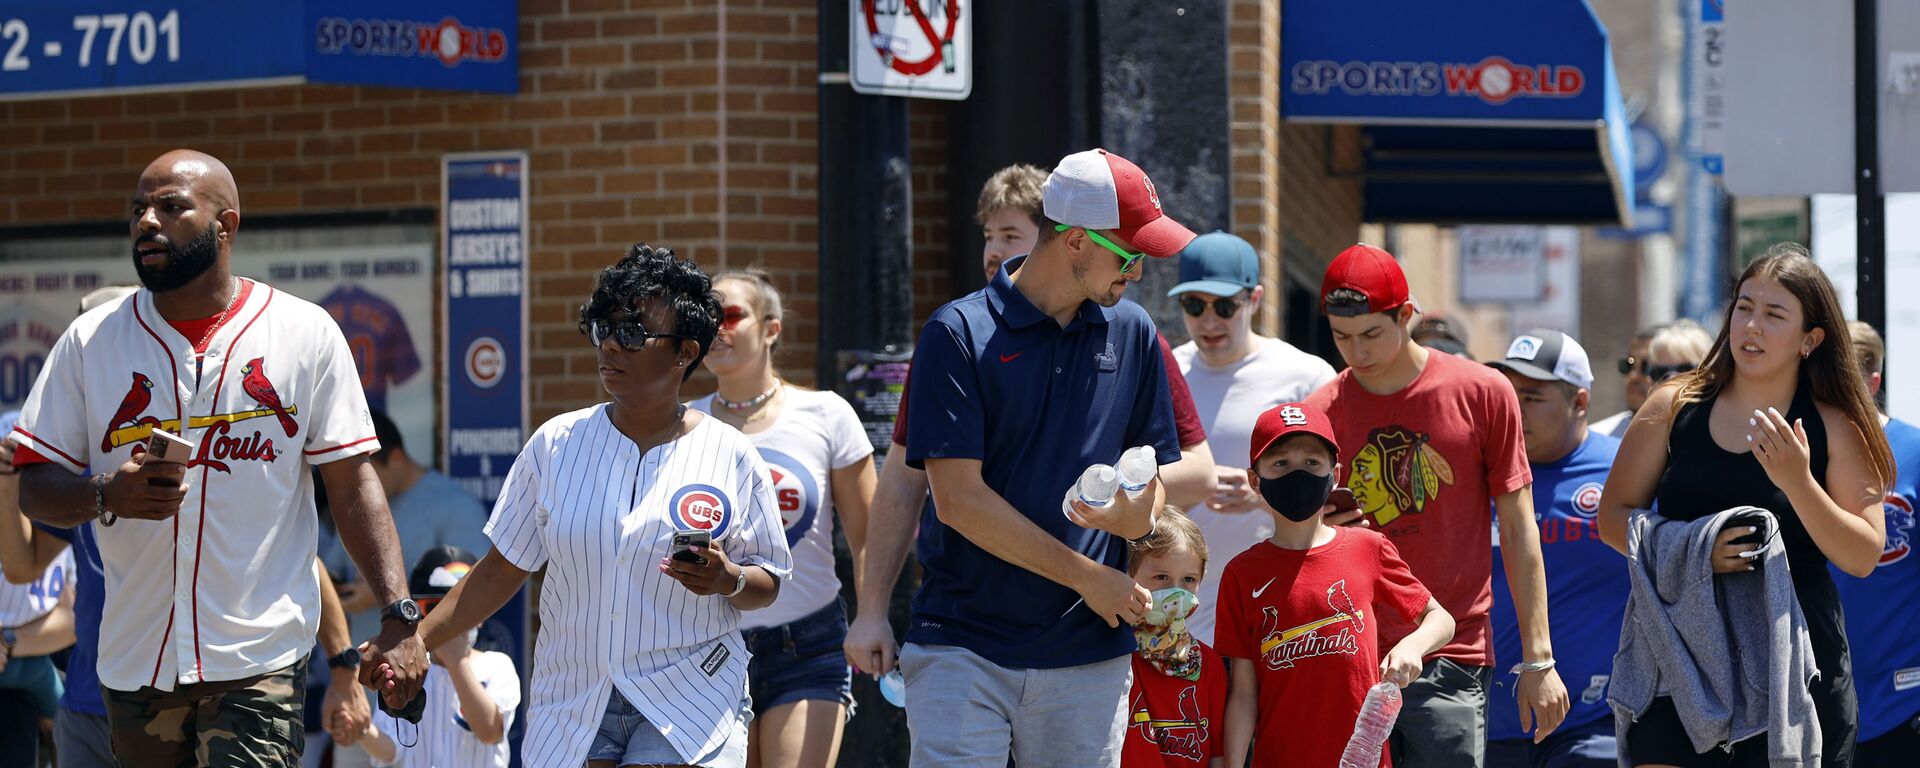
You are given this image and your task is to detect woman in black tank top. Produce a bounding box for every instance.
[1598,245,1895,768]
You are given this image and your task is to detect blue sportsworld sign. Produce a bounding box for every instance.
[1282,0,1613,125]
[0,0,515,100]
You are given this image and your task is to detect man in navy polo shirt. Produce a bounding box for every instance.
[902,148,1194,767]
[1485,330,1625,767]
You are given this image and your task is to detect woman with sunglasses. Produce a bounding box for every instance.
[1641,320,1713,386]
[690,270,876,768]
[403,244,793,768]
[1599,244,1894,767]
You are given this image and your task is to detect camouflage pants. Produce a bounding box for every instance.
[103,655,308,768]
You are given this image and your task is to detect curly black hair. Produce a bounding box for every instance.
[578,243,721,381]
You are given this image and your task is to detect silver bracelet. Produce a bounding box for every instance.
[722,566,749,598]
[1510,659,1557,674]
[92,475,115,527]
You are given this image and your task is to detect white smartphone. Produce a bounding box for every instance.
[144,428,193,488]
[145,428,193,463]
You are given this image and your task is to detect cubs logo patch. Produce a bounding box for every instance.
[670,484,732,534]
[759,448,820,548]
[1881,492,1913,565]
[1571,482,1604,517]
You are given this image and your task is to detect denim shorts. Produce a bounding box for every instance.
[587,690,749,768]
[741,600,853,715]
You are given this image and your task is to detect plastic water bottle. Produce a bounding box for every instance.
[1078,465,1120,507]
[1339,682,1403,768]
[878,670,906,708]
[1117,446,1156,499]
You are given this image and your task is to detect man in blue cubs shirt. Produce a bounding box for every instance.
[904,148,1192,767]
[1834,322,1920,766]
[1486,330,1624,767]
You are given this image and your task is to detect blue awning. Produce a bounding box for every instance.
[1282,0,1634,226]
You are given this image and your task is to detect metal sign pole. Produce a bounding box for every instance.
[1856,0,1887,339]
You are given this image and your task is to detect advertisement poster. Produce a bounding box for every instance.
[441,152,527,505]
[0,239,436,454]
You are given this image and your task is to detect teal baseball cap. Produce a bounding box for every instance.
[1166,231,1259,297]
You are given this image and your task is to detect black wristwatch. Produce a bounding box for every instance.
[327,648,361,670]
[379,598,423,626]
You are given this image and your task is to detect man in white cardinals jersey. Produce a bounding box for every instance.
[9,149,427,767]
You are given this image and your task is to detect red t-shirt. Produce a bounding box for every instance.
[1303,349,1529,666]
[890,333,1207,449]
[1214,528,1430,768]
[1124,643,1227,768]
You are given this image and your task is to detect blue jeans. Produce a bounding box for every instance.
[741,600,853,715]
[587,690,749,767]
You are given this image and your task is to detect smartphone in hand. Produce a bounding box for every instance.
[670,530,712,566]
[144,428,193,487]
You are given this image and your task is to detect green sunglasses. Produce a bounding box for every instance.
[1055,224,1146,274]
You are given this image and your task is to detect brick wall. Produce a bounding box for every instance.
[1278,122,1365,275]
[1230,0,1364,338]
[0,0,823,424]
[908,100,954,327]
[1228,0,1282,336]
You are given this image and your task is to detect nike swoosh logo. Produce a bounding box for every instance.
[999,351,1024,363]
[1252,577,1276,598]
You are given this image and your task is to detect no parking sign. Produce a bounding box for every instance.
[849,0,971,100]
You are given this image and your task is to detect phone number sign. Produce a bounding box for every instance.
[0,0,515,100]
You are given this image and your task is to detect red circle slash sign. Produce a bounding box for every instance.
[863,0,961,76]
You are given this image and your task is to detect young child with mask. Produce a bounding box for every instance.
[1217,403,1454,767]
[1123,507,1227,768]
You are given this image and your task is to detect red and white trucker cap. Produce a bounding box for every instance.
[1043,148,1197,258]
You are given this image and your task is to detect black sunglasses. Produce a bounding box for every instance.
[1617,356,1641,376]
[1323,288,1391,318]
[1648,362,1696,382]
[1179,295,1244,319]
[587,318,684,351]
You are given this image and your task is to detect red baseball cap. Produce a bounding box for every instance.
[1248,402,1341,466]
[1044,148,1197,258]
[1320,243,1416,316]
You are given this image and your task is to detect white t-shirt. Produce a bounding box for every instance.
[370,650,521,768]
[690,388,872,629]
[0,548,73,627]
[486,407,792,767]
[1172,335,1337,645]
[12,282,378,690]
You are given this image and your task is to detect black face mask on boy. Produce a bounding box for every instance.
[1258,469,1334,522]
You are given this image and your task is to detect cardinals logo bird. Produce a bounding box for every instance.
[102,372,154,452]
[240,358,298,437]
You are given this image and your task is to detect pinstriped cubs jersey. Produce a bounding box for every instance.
[369,650,520,768]
[0,547,73,628]
[485,406,791,767]
[10,280,379,691]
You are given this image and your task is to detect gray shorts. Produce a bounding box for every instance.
[54,708,116,768]
[1390,658,1493,768]
[899,642,1130,768]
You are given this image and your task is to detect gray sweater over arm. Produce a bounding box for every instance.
[1609,506,1822,767]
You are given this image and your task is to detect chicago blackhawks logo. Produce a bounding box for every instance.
[100,363,300,474]
[1347,426,1455,527]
